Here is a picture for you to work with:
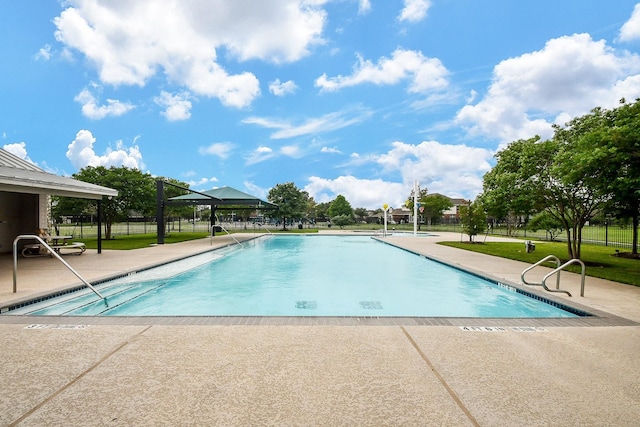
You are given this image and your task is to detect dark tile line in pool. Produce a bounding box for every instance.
[1,315,637,327]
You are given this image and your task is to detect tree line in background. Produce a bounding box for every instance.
[53,99,638,258]
[52,168,455,238]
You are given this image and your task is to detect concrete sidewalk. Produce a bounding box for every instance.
[0,232,639,426]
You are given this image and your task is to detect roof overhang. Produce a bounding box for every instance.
[0,166,118,200]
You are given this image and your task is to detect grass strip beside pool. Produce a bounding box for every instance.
[439,241,640,287]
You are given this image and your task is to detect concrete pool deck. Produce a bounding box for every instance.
[0,232,638,426]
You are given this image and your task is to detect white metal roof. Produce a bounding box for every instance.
[0,149,118,199]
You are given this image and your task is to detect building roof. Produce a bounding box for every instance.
[169,185,277,209]
[0,148,118,199]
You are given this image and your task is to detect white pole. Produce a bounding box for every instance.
[383,203,388,237]
[413,180,418,237]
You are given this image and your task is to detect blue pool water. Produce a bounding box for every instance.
[13,235,578,317]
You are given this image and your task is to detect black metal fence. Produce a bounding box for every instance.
[425,222,637,250]
[57,217,637,251]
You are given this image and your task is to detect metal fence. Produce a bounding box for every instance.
[57,218,637,251]
[424,223,637,250]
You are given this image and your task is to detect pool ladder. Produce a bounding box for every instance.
[521,255,586,297]
[12,235,106,302]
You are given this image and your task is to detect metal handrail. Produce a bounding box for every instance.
[256,223,273,234]
[13,235,106,301]
[542,259,586,297]
[211,223,244,248]
[521,255,561,289]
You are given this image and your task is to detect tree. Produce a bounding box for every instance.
[328,195,354,217]
[354,207,368,222]
[331,215,354,229]
[481,135,607,259]
[550,102,639,258]
[159,177,192,229]
[328,195,354,228]
[422,194,453,226]
[459,199,486,242]
[315,202,330,222]
[528,211,564,241]
[267,182,308,230]
[55,166,156,239]
[481,137,538,236]
[556,100,640,255]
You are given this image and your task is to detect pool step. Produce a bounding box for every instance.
[21,281,170,316]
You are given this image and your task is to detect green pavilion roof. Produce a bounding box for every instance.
[169,186,277,209]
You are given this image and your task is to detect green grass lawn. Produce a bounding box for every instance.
[439,241,640,287]
[78,232,210,250]
[76,228,320,250]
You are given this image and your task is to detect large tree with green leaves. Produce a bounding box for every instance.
[481,137,539,236]
[482,132,609,259]
[459,199,486,242]
[327,195,353,218]
[328,194,354,228]
[54,166,156,239]
[421,194,453,226]
[267,182,308,230]
[608,100,640,254]
[553,100,640,255]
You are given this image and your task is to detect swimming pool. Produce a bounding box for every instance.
[10,235,579,317]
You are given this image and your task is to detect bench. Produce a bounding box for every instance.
[22,242,86,257]
[52,242,86,255]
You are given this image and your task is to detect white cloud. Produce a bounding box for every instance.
[74,86,134,120]
[375,140,492,197]
[305,139,492,209]
[66,129,144,170]
[154,91,192,121]
[187,176,218,188]
[315,48,449,94]
[2,142,35,164]
[35,44,52,61]
[321,146,342,154]
[398,0,431,23]
[245,146,275,165]
[269,79,298,96]
[456,33,640,143]
[619,3,640,42]
[280,145,302,158]
[198,142,236,159]
[53,1,327,108]
[358,0,371,14]
[243,107,373,139]
[244,180,269,200]
[305,175,406,209]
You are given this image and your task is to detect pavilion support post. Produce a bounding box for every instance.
[156,180,165,244]
[97,199,102,254]
[211,205,216,236]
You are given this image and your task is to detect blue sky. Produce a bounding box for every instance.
[2,1,640,209]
